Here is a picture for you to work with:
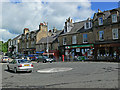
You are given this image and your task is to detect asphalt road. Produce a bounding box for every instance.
[1,62,119,88]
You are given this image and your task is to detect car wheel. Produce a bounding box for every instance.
[7,65,10,71]
[29,70,32,73]
[50,61,52,63]
[37,61,39,63]
[13,67,17,73]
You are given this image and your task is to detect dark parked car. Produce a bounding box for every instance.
[28,54,39,61]
[37,56,53,63]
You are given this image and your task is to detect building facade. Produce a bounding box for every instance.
[36,28,63,60]
[18,22,52,55]
[19,28,39,54]
[58,17,94,61]
[58,8,120,61]
[93,8,120,61]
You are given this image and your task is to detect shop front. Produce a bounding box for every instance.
[65,44,94,61]
[94,43,120,61]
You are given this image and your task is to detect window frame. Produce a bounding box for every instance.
[112,14,117,23]
[63,37,67,45]
[112,28,118,39]
[72,35,77,44]
[98,17,103,25]
[83,34,88,43]
[99,31,104,41]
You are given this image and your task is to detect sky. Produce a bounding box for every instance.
[0,0,119,42]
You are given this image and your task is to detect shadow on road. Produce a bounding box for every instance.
[4,69,32,74]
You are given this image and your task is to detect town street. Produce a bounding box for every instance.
[1,62,119,88]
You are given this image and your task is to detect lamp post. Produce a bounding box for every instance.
[46,22,49,57]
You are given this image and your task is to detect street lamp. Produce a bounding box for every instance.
[46,22,49,57]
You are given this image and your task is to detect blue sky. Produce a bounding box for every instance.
[91,2,118,12]
[0,1,120,42]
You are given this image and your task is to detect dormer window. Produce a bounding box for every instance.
[112,14,117,23]
[84,22,92,29]
[98,17,103,25]
[86,22,89,28]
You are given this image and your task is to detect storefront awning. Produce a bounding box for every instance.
[36,51,44,54]
[43,53,54,55]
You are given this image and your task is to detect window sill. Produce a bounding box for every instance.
[83,42,88,44]
[99,40,104,41]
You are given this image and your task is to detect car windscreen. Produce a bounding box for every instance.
[18,59,30,63]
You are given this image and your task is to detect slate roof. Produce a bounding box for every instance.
[61,20,86,36]
[37,36,56,44]
[36,30,63,44]
[93,8,120,21]
[12,34,21,40]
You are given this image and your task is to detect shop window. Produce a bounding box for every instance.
[99,47,105,56]
[112,28,118,39]
[112,14,117,23]
[98,17,103,25]
[63,37,66,45]
[83,34,88,43]
[72,35,76,44]
[99,31,104,41]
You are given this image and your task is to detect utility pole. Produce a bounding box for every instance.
[46,22,49,57]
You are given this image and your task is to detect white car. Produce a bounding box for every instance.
[2,56,9,63]
[7,59,33,73]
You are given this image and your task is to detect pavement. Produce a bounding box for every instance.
[1,62,119,88]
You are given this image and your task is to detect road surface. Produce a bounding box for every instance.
[1,62,119,88]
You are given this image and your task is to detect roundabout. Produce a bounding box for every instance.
[37,67,73,73]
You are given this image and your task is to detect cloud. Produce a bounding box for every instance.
[0,29,18,42]
[1,0,95,41]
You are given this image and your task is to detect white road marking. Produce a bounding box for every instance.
[37,67,73,73]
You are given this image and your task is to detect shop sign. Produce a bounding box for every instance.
[65,44,94,49]
[65,46,71,49]
[100,44,110,47]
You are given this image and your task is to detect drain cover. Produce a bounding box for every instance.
[37,67,73,73]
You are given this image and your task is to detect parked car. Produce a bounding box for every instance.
[37,56,53,63]
[28,54,38,61]
[7,59,33,73]
[1,56,9,63]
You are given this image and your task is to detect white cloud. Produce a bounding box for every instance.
[1,0,95,41]
[0,29,18,42]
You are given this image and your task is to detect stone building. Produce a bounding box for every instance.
[18,22,52,55]
[93,8,120,61]
[58,17,94,61]
[36,28,63,60]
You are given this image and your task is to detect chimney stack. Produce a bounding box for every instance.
[24,28,29,34]
[39,22,47,32]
